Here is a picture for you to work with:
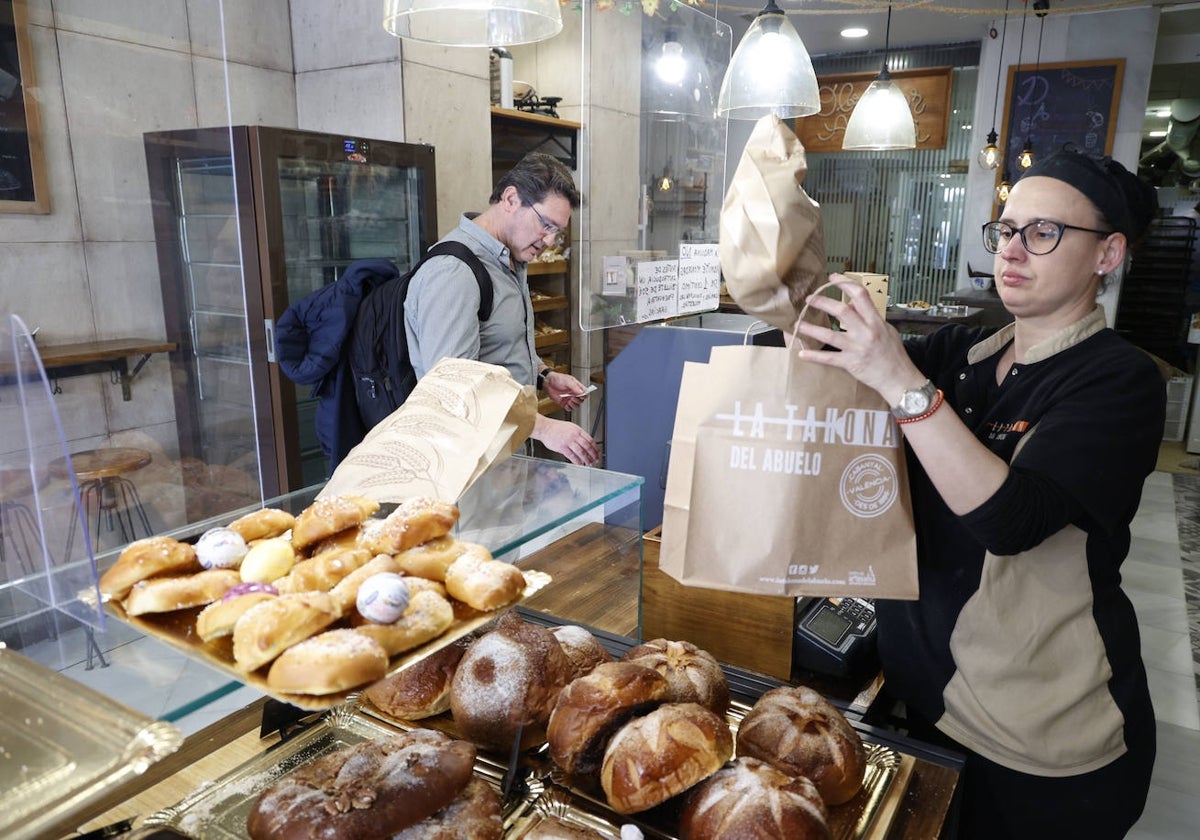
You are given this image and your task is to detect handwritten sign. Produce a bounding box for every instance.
[795,66,953,153]
[677,243,720,315]
[636,260,679,323]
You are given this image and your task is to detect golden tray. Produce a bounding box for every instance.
[105,570,551,711]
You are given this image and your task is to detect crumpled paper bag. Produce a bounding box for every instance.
[318,358,537,504]
[719,115,828,335]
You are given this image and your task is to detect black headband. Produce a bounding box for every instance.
[1020,149,1157,241]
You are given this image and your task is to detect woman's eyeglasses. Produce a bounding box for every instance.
[981,220,1112,255]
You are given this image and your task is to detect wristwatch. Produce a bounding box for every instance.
[536,368,550,391]
[891,379,939,422]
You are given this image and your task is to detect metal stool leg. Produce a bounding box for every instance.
[84,625,109,670]
[1,500,40,576]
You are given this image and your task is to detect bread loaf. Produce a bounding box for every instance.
[600,702,733,815]
[266,628,389,696]
[195,583,278,642]
[123,568,241,615]
[351,588,455,656]
[245,729,475,840]
[357,497,459,555]
[735,685,866,805]
[622,638,730,716]
[443,546,526,611]
[232,591,340,672]
[390,777,502,839]
[549,625,613,681]
[679,756,831,840]
[291,494,380,551]
[226,507,295,543]
[450,611,571,751]
[273,547,371,595]
[365,635,472,720]
[100,536,200,599]
[547,661,670,779]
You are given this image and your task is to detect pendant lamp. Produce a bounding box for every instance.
[1018,3,1048,171]
[996,168,1013,203]
[977,0,1011,170]
[843,6,916,151]
[645,30,715,121]
[716,0,820,120]
[383,0,562,47]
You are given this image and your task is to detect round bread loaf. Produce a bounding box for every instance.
[622,638,731,716]
[391,777,502,839]
[450,611,571,752]
[100,536,200,599]
[365,634,472,720]
[245,729,475,840]
[735,685,866,805]
[266,628,389,695]
[547,661,670,779]
[123,568,241,615]
[679,756,831,840]
[600,702,733,815]
[443,546,526,611]
[549,624,614,681]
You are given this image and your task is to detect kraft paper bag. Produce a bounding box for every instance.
[843,272,889,319]
[719,115,828,337]
[661,343,919,599]
[319,358,537,504]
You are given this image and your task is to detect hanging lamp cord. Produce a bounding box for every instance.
[990,0,1011,133]
[880,5,893,77]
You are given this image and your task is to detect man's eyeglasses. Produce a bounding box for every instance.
[527,203,564,235]
[981,219,1112,256]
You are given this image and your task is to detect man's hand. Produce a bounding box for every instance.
[544,370,592,413]
[532,415,601,466]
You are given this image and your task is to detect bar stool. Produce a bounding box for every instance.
[0,468,41,577]
[49,447,154,559]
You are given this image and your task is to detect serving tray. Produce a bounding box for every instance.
[106,570,551,711]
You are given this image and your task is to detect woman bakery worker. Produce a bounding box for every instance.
[794,148,1162,839]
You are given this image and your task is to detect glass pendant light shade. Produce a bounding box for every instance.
[978,129,1002,170]
[1017,138,1035,169]
[644,32,715,121]
[843,70,916,150]
[716,1,820,120]
[996,170,1013,203]
[383,0,562,47]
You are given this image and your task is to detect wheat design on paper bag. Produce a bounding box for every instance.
[320,358,537,503]
[719,115,829,336]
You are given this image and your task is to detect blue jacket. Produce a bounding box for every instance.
[274,258,398,470]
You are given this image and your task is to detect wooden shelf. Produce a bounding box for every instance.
[535,330,569,351]
[528,261,568,276]
[532,295,569,312]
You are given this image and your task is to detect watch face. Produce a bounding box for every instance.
[901,388,931,415]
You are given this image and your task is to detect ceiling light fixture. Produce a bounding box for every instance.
[382,0,563,47]
[843,5,916,151]
[978,0,1011,171]
[841,27,869,39]
[716,0,820,120]
[996,168,1013,203]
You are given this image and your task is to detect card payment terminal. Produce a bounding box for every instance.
[791,597,878,679]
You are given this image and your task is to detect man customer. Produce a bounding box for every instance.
[405,152,600,466]
[796,148,1163,839]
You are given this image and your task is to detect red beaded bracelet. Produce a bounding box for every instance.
[895,388,945,425]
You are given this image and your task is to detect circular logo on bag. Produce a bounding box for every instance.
[840,454,899,518]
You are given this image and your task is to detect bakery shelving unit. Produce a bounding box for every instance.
[491,107,581,417]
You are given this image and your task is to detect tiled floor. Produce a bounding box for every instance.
[15,469,1200,837]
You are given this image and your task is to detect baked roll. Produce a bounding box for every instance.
[100,536,200,599]
[735,685,866,805]
[391,777,502,840]
[364,635,472,721]
[231,591,340,672]
[291,494,380,551]
[622,638,730,716]
[266,628,389,696]
[443,546,526,611]
[196,582,278,642]
[679,756,831,840]
[600,702,733,815]
[357,497,459,555]
[226,507,295,543]
[550,624,614,681]
[273,547,372,595]
[122,568,241,615]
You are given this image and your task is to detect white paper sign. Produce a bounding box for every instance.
[636,260,679,323]
[677,243,721,315]
[602,255,629,296]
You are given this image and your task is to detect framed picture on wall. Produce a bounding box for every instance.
[0,0,49,214]
[997,58,1124,188]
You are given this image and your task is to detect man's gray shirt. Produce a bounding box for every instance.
[404,214,541,386]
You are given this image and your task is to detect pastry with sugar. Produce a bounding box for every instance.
[600,702,733,815]
[679,756,831,840]
[351,588,455,656]
[290,494,380,551]
[389,535,466,581]
[100,536,200,600]
[232,591,340,672]
[272,547,371,594]
[123,568,241,615]
[357,497,459,555]
[266,628,389,695]
[226,507,295,543]
[735,685,866,805]
[196,581,278,642]
[443,545,526,611]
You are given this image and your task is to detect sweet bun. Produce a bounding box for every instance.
[232,591,340,672]
[196,582,278,642]
[364,635,472,721]
[391,777,502,840]
[450,611,572,751]
[622,638,730,716]
[328,553,402,615]
[600,702,733,815]
[291,494,380,551]
[351,588,455,656]
[100,536,200,599]
[550,624,614,681]
[547,661,671,779]
[735,685,866,806]
[246,729,476,840]
[357,497,459,555]
[390,535,466,581]
[679,756,830,840]
[123,568,241,615]
[308,526,363,558]
[266,628,389,695]
[273,547,371,595]
[227,507,295,543]
[443,546,526,611]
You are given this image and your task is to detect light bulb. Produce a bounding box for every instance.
[995,174,1012,203]
[659,174,673,191]
[657,41,686,85]
[978,130,1001,170]
[1017,141,1035,170]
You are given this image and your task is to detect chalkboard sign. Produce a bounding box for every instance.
[999,59,1124,178]
[0,0,49,214]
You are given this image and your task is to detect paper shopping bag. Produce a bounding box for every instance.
[319,358,537,504]
[661,343,919,599]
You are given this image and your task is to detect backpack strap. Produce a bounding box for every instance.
[422,240,494,321]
